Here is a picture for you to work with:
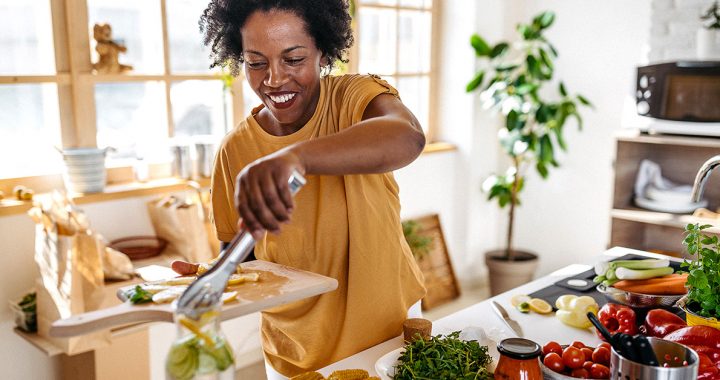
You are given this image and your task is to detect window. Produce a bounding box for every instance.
[0,0,248,181]
[352,0,438,141]
[0,0,440,182]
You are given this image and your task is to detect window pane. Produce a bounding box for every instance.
[171,80,228,137]
[0,0,55,74]
[359,0,397,5]
[358,8,397,75]
[167,0,213,73]
[397,76,429,133]
[95,82,168,162]
[399,0,432,8]
[0,84,62,178]
[88,0,164,74]
[398,10,431,73]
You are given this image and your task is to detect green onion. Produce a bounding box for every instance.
[615,266,673,280]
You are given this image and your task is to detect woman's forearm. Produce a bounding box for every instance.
[290,115,426,175]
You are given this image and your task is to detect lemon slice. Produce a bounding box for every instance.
[510,294,532,307]
[528,298,552,314]
[227,272,260,286]
[178,317,214,347]
[221,291,238,304]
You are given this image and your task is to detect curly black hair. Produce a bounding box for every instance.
[199,0,354,76]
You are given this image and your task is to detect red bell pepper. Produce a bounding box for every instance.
[639,309,687,338]
[596,303,637,339]
[663,325,720,349]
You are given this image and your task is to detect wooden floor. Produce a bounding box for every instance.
[234,285,490,379]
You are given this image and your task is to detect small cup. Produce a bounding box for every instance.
[403,318,432,342]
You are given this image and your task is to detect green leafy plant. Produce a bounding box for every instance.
[702,1,720,29]
[393,331,493,380]
[402,220,433,261]
[466,11,592,261]
[682,223,720,318]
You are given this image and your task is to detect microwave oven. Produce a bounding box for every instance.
[633,61,720,136]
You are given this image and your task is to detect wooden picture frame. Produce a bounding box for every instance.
[406,214,461,311]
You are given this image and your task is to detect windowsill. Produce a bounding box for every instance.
[0,177,210,217]
[0,142,456,217]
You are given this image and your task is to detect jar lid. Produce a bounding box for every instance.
[497,338,542,360]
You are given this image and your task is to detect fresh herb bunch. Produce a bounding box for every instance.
[402,220,433,261]
[393,331,493,380]
[126,285,153,304]
[682,223,720,318]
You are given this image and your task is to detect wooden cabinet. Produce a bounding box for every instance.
[610,132,720,256]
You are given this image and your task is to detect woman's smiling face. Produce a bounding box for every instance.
[241,9,325,134]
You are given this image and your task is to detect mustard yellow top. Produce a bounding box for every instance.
[211,74,426,376]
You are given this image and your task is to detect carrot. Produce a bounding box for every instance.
[612,273,688,295]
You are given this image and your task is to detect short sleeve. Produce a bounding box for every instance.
[340,74,400,126]
[210,145,240,242]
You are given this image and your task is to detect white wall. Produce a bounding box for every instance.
[494,0,652,275]
[650,0,711,61]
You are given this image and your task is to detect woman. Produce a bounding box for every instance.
[200,0,426,377]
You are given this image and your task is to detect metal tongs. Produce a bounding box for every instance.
[175,171,307,319]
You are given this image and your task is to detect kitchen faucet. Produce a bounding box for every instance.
[691,155,720,202]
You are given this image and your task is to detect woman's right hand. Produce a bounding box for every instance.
[235,148,305,239]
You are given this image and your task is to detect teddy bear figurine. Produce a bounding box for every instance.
[92,23,133,74]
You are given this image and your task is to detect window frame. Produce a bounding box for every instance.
[349,0,441,143]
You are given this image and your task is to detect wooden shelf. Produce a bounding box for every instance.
[0,177,210,217]
[615,130,720,148]
[611,208,720,233]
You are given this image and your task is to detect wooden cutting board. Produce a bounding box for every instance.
[50,260,338,338]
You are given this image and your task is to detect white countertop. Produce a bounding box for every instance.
[317,246,669,377]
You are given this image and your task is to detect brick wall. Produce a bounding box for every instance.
[650,0,714,61]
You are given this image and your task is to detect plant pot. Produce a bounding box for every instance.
[697,28,720,60]
[683,301,720,330]
[485,249,539,296]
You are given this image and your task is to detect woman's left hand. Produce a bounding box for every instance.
[234,148,305,239]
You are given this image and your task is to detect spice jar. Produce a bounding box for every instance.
[166,304,235,380]
[494,338,542,380]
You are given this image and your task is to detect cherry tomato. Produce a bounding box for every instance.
[589,363,611,379]
[571,341,586,349]
[598,342,611,351]
[543,341,563,357]
[543,352,565,373]
[581,347,594,362]
[562,346,585,369]
[570,367,590,378]
[592,346,611,365]
[582,360,594,371]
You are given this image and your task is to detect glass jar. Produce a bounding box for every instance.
[166,306,235,380]
[494,338,542,380]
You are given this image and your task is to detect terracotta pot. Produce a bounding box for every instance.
[485,249,539,296]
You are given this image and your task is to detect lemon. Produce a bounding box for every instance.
[178,317,214,347]
[528,298,552,314]
[510,294,532,307]
[221,291,238,304]
[227,272,260,286]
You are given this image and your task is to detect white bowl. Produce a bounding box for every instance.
[374,347,402,380]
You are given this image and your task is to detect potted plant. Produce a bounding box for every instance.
[697,1,720,60]
[680,223,720,329]
[466,11,592,295]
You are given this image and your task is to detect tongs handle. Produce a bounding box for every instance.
[216,170,307,270]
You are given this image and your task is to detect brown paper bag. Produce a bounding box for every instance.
[31,195,110,355]
[147,195,214,263]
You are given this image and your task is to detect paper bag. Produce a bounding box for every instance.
[30,194,111,355]
[147,195,214,263]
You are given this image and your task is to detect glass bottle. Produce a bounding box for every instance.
[494,338,542,380]
[166,304,235,380]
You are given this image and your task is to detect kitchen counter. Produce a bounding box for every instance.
[317,246,671,377]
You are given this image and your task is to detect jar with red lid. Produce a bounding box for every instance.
[494,338,542,380]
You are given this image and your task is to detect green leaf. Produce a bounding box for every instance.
[539,135,554,164]
[553,126,567,151]
[539,48,554,71]
[490,42,510,58]
[496,63,519,72]
[506,109,519,130]
[466,71,485,92]
[526,55,542,79]
[559,82,567,97]
[470,34,491,56]
[537,11,556,29]
[577,94,593,107]
[536,162,549,179]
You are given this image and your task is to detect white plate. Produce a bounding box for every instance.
[374,347,402,380]
[644,186,694,204]
[634,196,707,214]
